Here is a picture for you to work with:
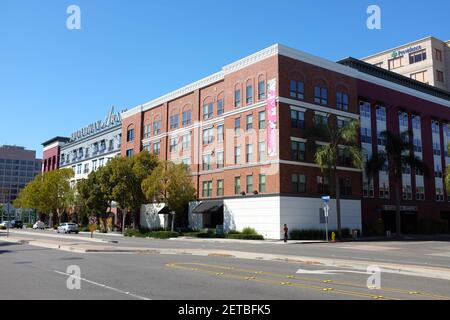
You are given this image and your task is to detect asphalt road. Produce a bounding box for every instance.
[1,232,450,300]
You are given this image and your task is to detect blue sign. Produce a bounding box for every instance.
[321,196,330,204]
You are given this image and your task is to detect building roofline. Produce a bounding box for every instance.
[41,136,71,147]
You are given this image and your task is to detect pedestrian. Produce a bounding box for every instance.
[283,224,289,243]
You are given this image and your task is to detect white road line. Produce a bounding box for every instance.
[53,270,151,300]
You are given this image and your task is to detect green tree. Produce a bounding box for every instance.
[366,130,429,237]
[142,161,197,231]
[76,167,110,218]
[305,118,363,240]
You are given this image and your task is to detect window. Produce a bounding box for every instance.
[182,134,190,150]
[338,148,351,167]
[291,141,306,161]
[361,127,372,143]
[411,70,427,83]
[432,121,440,134]
[153,120,161,135]
[314,86,328,105]
[126,149,134,157]
[203,102,213,120]
[246,114,253,131]
[434,164,443,178]
[359,101,371,118]
[290,80,304,100]
[377,131,387,146]
[92,160,98,171]
[374,62,383,68]
[258,80,265,100]
[412,115,421,130]
[217,151,224,169]
[77,164,82,175]
[217,180,224,196]
[170,114,179,129]
[234,117,241,136]
[413,138,422,152]
[246,144,253,163]
[317,176,330,194]
[203,128,214,145]
[99,158,104,167]
[235,88,241,108]
[182,158,190,166]
[202,154,212,171]
[339,178,352,196]
[202,181,213,198]
[258,141,266,161]
[388,56,402,70]
[246,84,253,104]
[126,128,135,142]
[170,137,178,153]
[402,185,412,200]
[234,177,241,194]
[435,49,443,62]
[336,92,349,111]
[436,188,444,202]
[84,163,89,174]
[217,99,224,116]
[409,49,427,64]
[217,125,224,143]
[246,175,253,194]
[143,143,151,152]
[153,142,160,155]
[182,110,192,126]
[337,118,350,129]
[436,70,444,83]
[433,142,441,156]
[416,186,425,201]
[291,174,306,193]
[234,146,241,164]
[290,109,305,129]
[259,174,266,193]
[258,111,266,129]
[379,183,390,199]
[314,114,328,127]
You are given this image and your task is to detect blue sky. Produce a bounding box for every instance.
[0,0,449,156]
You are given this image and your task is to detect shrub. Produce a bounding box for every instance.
[124,229,145,237]
[146,231,179,239]
[227,230,241,235]
[241,227,258,235]
[26,224,33,229]
[225,233,264,240]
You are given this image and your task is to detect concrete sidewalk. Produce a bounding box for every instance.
[2,233,450,282]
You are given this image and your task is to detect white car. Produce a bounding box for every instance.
[57,223,79,234]
[0,221,13,228]
[33,221,46,230]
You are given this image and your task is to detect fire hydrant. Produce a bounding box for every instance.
[331,232,336,242]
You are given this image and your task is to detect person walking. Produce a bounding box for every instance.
[283,224,289,243]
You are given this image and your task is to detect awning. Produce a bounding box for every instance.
[192,200,223,214]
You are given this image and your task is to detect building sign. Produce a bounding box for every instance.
[70,106,123,142]
[382,205,418,212]
[391,45,422,58]
[266,78,277,156]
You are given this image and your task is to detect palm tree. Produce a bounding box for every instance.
[365,130,428,237]
[305,118,363,240]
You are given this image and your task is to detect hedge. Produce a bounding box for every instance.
[289,228,357,240]
[225,234,264,240]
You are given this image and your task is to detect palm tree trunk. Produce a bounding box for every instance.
[395,182,402,238]
[335,172,342,240]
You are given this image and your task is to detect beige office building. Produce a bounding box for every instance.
[362,36,450,92]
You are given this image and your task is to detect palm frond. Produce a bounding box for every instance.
[365,152,387,181]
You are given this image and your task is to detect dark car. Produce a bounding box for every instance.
[11,220,23,229]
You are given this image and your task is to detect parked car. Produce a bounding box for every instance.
[11,220,23,229]
[0,221,13,229]
[33,221,46,230]
[57,223,79,234]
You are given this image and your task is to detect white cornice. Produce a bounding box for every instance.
[222,44,279,75]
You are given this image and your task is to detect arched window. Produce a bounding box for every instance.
[203,97,214,120]
[245,79,253,105]
[126,124,135,142]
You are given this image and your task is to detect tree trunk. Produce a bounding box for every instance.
[335,172,342,240]
[395,182,402,238]
[49,212,53,228]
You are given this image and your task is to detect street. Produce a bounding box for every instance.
[1,230,450,300]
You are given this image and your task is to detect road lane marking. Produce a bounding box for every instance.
[167,262,450,300]
[53,270,151,300]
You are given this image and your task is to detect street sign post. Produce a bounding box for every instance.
[321,196,330,242]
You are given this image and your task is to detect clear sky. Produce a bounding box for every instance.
[1,0,449,157]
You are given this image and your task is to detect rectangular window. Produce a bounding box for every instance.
[203,103,213,120]
[290,80,304,100]
[360,127,372,144]
[170,137,178,153]
[435,49,443,62]
[314,86,328,105]
[126,149,134,157]
[258,111,266,130]
[217,180,224,196]
[336,92,349,111]
[234,146,241,164]
[291,141,306,161]
[416,186,425,201]
[376,106,386,122]
[246,114,253,131]
[202,181,213,198]
[411,70,427,83]
[234,177,241,195]
[409,49,427,64]
[339,178,352,197]
[436,188,444,202]
[314,114,328,127]
[170,114,178,129]
[403,185,412,200]
[77,164,82,175]
[203,128,214,145]
[246,144,253,163]
[436,70,444,83]
[246,85,253,104]
[258,80,265,100]
[217,99,224,116]
[202,154,212,171]
[317,176,330,194]
[246,175,253,194]
[290,109,305,129]
[182,134,191,150]
[388,56,403,70]
[291,174,306,193]
[182,110,191,126]
[153,121,161,135]
[259,174,266,193]
[337,118,350,129]
[234,117,241,136]
[143,143,151,152]
[84,163,89,174]
[126,128,135,142]
[217,125,224,143]
[153,142,160,155]
[235,89,241,108]
[258,141,266,162]
[217,151,224,169]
